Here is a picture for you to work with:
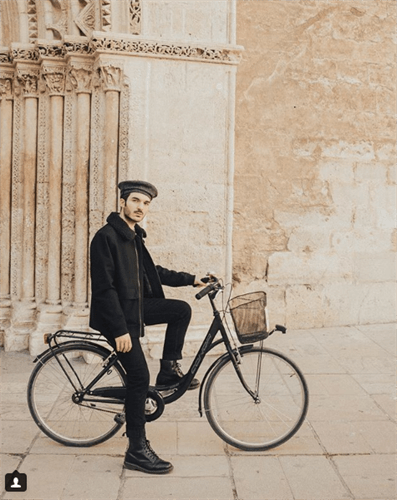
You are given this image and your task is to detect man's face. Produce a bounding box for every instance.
[120,192,151,224]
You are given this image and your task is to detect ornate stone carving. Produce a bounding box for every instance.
[68,65,93,93]
[37,43,65,59]
[27,0,39,41]
[0,73,13,99]
[16,69,40,97]
[64,40,93,56]
[75,0,97,37]
[47,0,69,40]
[101,0,111,32]
[41,66,66,95]
[11,47,39,62]
[99,64,123,91]
[0,50,12,64]
[129,1,141,35]
[118,76,130,181]
[90,36,240,64]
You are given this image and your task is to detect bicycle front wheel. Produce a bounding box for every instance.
[204,347,309,451]
[28,342,126,447]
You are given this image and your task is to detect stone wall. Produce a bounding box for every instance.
[233,0,396,328]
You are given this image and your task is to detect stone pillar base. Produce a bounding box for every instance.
[0,298,12,347]
[4,299,37,351]
[62,304,90,332]
[30,303,63,356]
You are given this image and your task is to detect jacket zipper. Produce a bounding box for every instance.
[134,240,143,337]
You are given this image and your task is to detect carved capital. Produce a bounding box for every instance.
[15,67,40,97]
[68,65,93,94]
[41,65,66,96]
[99,64,123,92]
[0,73,13,99]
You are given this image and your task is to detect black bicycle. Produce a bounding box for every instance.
[27,275,309,451]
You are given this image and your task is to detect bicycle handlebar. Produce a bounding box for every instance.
[195,275,220,300]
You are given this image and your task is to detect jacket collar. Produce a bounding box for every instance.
[106,212,147,241]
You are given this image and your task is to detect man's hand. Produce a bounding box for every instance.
[115,333,132,353]
[194,278,207,287]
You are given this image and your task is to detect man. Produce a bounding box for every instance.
[89,180,205,475]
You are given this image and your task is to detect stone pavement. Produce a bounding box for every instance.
[0,323,395,500]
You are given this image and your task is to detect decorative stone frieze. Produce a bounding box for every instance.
[11,46,40,62]
[64,40,94,56]
[0,48,12,64]
[90,33,243,65]
[37,42,65,59]
[129,1,141,35]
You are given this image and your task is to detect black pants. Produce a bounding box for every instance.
[107,298,192,435]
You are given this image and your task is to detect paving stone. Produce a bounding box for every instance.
[61,455,121,500]
[310,421,373,454]
[0,420,40,454]
[29,433,125,456]
[279,456,351,499]
[351,373,395,395]
[2,454,75,500]
[177,421,226,455]
[307,394,390,422]
[370,394,396,420]
[121,476,234,500]
[333,455,395,499]
[231,455,294,499]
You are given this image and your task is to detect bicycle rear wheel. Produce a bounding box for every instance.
[204,347,308,451]
[27,342,126,447]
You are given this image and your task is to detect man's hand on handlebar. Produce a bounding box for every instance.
[194,278,207,287]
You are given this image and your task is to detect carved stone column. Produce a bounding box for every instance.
[30,58,66,354]
[6,46,40,351]
[98,62,123,217]
[62,57,93,330]
[0,64,14,344]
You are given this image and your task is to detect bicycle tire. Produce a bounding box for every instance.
[27,342,126,447]
[203,346,309,451]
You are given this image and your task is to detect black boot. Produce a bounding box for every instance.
[124,428,173,474]
[155,360,200,390]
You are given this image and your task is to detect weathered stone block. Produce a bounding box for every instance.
[353,252,396,282]
[268,252,353,286]
[330,230,393,253]
[287,228,331,253]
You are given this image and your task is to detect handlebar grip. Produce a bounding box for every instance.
[195,284,213,300]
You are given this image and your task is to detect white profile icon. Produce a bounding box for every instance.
[11,477,21,488]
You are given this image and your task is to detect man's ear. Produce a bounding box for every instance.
[120,198,125,208]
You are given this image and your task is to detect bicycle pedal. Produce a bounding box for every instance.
[114,413,125,425]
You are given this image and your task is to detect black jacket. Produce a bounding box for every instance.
[89,212,195,339]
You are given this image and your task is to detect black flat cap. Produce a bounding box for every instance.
[118,180,158,200]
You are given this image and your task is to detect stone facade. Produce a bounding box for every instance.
[234,0,396,329]
[0,1,395,355]
[0,0,242,354]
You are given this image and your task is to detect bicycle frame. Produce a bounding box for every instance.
[32,289,261,414]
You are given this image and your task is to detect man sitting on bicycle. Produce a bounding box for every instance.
[89,180,205,475]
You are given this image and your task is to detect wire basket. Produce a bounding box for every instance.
[229,292,269,344]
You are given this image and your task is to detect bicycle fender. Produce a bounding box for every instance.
[198,344,254,417]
